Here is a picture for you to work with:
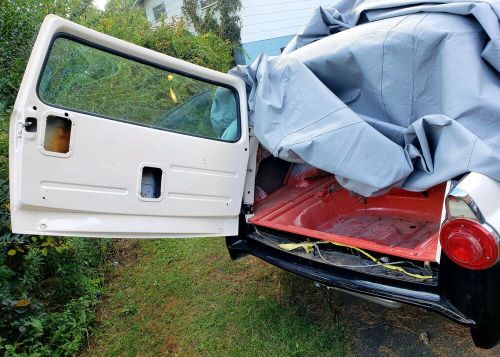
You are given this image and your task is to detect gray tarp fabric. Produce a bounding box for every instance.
[227,0,500,196]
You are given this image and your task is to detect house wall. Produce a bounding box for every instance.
[240,35,293,64]
[239,0,332,63]
[240,0,332,44]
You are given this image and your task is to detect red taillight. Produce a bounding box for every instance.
[440,218,499,270]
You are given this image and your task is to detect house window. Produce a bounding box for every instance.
[152,3,166,22]
[200,0,217,10]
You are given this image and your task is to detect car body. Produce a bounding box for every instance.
[9,15,500,348]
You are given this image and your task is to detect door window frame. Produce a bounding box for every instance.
[35,33,242,143]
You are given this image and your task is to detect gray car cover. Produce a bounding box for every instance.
[224,0,500,196]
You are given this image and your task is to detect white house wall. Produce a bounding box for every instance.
[240,0,334,44]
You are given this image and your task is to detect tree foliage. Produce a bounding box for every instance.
[182,0,242,44]
[0,0,235,112]
[0,0,97,112]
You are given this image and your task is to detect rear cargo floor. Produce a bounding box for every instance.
[250,175,446,262]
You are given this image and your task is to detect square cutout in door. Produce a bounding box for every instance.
[44,116,72,153]
[140,166,163,199]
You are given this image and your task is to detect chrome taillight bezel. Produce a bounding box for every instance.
[442,186,500,269]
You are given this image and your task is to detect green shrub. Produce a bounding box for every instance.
[0,0,234,355]
[0,0,97,112]
[0,233,110,356]
[0,0,234,112]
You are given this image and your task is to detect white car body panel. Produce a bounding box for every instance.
[9,15,249,238]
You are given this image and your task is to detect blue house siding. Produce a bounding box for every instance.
[240,35,293,64]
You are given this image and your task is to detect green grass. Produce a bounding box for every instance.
[83,238,349,357]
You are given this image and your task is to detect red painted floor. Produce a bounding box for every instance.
[251,167,446,262]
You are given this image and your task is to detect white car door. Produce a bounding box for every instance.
[9,15,249,238]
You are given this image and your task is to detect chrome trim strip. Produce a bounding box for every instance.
[446,186,486,223]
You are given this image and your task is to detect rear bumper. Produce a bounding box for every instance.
[226,230,474,325]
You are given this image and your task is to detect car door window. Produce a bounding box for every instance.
[38,36,240,142]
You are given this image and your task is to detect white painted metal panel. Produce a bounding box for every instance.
[9,15,249,238]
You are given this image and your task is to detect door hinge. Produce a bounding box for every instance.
[17,118,37,137]
[242,204,254,215]
[16,121,24,137]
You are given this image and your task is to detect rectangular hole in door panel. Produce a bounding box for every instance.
[44,116,71,153]
[141,167,163,199]
[25,117,37,132]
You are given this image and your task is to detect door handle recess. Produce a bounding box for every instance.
[24,117,38,132]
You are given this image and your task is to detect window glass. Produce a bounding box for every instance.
[38,37,239,142]
[152,3,166,22]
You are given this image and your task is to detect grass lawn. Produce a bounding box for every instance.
[82,238,349,357]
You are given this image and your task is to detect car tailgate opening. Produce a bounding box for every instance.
[250,161,446,262]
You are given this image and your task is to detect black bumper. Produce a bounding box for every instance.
[226,230,474,325]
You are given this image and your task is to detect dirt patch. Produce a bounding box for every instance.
[206,256,275,295]
[162,338,178,355]
[109,239,142,267]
